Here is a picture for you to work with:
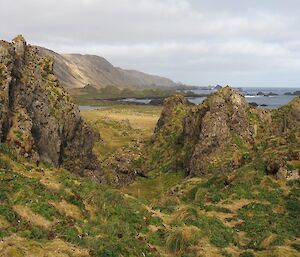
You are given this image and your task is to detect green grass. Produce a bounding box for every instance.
[122,170,185,203]
[291,243,300,252]
[0,150,159,256]
[0,99,299,256]
[166,230,195,253]
[239,252,255,257]
[148,229,167,247]
[30,202,63,221]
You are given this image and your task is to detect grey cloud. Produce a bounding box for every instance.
[1,0,300,87]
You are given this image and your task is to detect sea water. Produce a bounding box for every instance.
[188,87,299,109]
[81,87,299,109]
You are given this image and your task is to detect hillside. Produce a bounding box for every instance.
[0,145,159,256]
[0,99,299,256]
[38,47,176,89]
[0,36,299,257]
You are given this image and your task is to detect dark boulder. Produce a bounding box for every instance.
[152,87,261,176]
[149,98,164,106]
[249,102,259,107]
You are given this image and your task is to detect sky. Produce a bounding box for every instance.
[1,0,300,87]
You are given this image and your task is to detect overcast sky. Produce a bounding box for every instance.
[1,0,300,87]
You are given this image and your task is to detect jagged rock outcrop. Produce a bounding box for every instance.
[271,96,300,133]
[154,94,187,133]
[0,35,100,179]
[151,86,300,177]
[183,87,255,175]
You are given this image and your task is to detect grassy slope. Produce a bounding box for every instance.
[84,105,300,257]
[122,130,300,256]
[0,144,160,256]
[1,104,300,257]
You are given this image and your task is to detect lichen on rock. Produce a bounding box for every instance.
[151,86,300,178]
[0,35,101,180]
[154,94,188,133]
[184,87,255,175]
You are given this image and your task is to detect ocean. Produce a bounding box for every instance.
[187,87,299,109]
[82,87,300,109]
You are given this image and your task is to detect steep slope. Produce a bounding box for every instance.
[116,68,176,88]
[39,47,176,89]
[0,146,158,256]
[0,36,100,179]
[37,47,81,89]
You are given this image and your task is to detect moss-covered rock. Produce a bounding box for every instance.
[154,94,188,133]
[0,35,100,180]
[150,86,300,177]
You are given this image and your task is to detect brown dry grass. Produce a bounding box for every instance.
[0,216,10,229]
[12,205,53,229]
[49,200,83,220]
[189,242,223,257]
[39,174,62,191]
[0,234,90,257]
[81,105,160,133]
[81,106,161,161]
[218,199,269,213]
[84,202,98,219]
[256,246,300,257]
[204,210,235,224]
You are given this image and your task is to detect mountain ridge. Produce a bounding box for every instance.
[38,47,176,89]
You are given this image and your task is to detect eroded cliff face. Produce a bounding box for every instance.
[151,86,300,177]
[0,35,100,179]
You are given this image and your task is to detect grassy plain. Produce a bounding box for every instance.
[81,105,161,160]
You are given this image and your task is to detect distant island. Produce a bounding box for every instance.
[284,90,300,96]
